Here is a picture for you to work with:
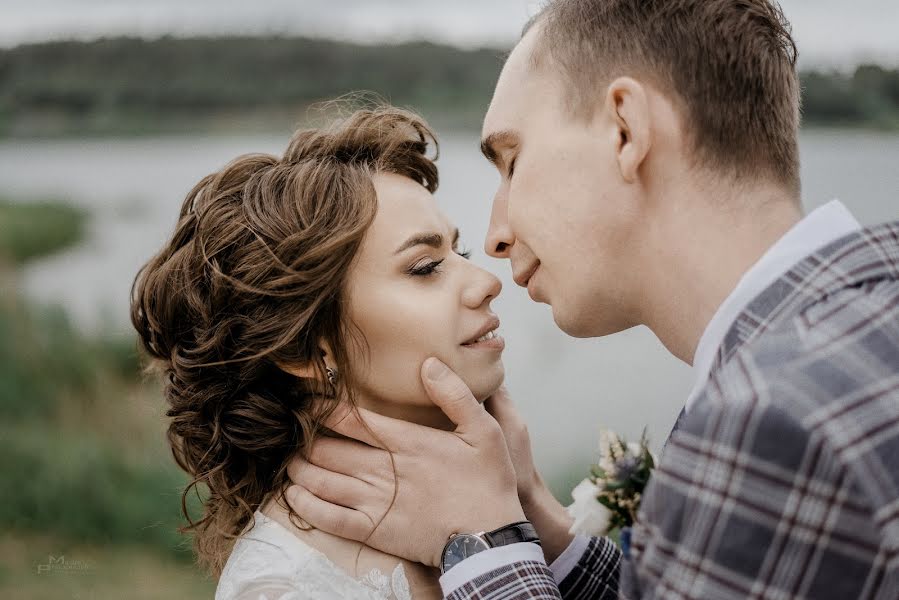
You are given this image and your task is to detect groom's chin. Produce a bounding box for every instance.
[553,305,636,339]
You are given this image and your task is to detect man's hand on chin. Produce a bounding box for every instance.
[285,357,525,568]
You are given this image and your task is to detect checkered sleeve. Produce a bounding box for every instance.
[443,558,562,600]
[442,536,620,599]
[557,536,621,600]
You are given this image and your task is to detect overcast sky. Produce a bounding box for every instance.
[3,0,898,68]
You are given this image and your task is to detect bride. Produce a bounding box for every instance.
[130,106,506,599]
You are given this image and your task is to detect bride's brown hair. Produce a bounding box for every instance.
[130,106,438,576]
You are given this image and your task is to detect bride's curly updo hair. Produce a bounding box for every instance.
[130,106,438,576]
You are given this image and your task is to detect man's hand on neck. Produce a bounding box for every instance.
[285,358,526,568]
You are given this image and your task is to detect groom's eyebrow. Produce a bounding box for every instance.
[480,130,520,166]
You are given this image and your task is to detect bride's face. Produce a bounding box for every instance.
[343,172,505,427]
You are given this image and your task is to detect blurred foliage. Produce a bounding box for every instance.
[1,36,898,136]
[802,65,899,128]
[0,297,140,420]
[0,423,193,555]
[0,201,87,264]
[0,287,197,561]
[0,199,209,600]
[0,531,215,599]
[0,36,507,136]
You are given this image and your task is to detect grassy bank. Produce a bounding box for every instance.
[0,201,87,264]
[0,200,214,597]
[0,532,213,600]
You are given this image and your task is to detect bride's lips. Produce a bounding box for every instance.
[460,317,504,350]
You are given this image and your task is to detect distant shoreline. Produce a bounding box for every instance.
[2,107,897,140]
[0,107,489,140]
[1,36,897,138]
[2,123,898,143]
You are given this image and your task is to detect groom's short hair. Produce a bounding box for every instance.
[527,0,801,193]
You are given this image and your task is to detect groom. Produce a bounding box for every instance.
[287,1,899,598]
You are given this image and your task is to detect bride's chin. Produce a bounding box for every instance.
[467,369,506,404]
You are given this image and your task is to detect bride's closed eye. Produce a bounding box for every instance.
[407,246,472,277]
[407,259,445,277]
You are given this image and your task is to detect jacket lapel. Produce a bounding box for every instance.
[709,220,899,375]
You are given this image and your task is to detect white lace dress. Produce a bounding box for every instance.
[216,510,413,600]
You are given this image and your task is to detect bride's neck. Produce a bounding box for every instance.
[350,387,456,431]
[359,396,455,431]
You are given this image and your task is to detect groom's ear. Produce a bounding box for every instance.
[604,77,651,184]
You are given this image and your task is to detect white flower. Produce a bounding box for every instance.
[566,478,611,536]
[598,429,621,476]
[599,429,620,455]
[627,440,659,465]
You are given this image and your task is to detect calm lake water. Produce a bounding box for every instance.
[2,129,897,493]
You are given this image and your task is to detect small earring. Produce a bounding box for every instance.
[325,367,337,386]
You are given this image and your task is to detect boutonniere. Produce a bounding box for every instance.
[567,428,656,542]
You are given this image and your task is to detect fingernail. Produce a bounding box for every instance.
[425,357,449,381]
[285,485,299,501]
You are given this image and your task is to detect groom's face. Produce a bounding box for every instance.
[481,26,645,337]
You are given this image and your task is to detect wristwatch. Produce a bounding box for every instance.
[440,521,541,574]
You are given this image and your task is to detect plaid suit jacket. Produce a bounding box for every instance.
[445,220,899,600]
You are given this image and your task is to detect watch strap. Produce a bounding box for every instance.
[483,520,541,547]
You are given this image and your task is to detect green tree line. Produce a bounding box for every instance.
[1,36,897,136]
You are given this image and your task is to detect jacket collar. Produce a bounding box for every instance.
[710,221,899,373]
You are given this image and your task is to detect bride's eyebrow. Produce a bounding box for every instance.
[394,228,460,255]
[394,232,443,254]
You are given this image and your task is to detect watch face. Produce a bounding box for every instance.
[442,534,491,573]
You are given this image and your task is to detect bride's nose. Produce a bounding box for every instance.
[462,265,502,309]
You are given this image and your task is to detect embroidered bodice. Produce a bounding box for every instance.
[216,510,413,600]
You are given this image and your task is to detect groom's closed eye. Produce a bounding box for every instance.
[480,130,521,174]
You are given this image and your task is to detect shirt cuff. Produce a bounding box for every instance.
[548,534,591,584]
[438,542,545,595]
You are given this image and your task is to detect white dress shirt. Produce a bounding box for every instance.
[439,199,862,597]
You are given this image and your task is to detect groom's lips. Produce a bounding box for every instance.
[513,261,540,288]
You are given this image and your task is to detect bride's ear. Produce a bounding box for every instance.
[277,340,335,380]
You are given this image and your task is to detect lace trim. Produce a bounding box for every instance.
[216,510,413,600]
[359,564,412,599]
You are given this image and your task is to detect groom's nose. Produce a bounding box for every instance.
[485,188,514,259]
